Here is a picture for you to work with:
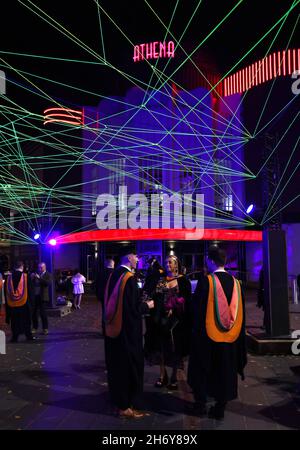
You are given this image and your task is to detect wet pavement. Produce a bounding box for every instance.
[0,293,300,430]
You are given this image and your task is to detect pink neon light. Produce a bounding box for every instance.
[44,107,81,115]
[133,41,175,62]
[261,60,264,84]
[266,56,269,81]
[44,119,82,126]
[45,113,81,120]
[278,52,281,76]
[258,60,261,84]
[55,228,263,244]
[153,41,159,58]
[146,42,153,59]
[160,42,166,58]
[222,48,300,96]
[293,49,296,73]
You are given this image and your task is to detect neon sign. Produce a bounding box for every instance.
[223,48,300,96]
[56,228,262,244]
[133,41,175,63]
[43,107,83,126]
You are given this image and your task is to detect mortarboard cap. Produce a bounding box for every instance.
[118,245,137,258]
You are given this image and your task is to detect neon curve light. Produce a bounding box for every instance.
[223,48,300,96]
[43,107,83,126]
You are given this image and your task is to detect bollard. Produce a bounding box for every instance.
[0,330,6,354]
[292,278,299,305]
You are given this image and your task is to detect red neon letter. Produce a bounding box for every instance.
[146,42,153,60]
[167,41,175,58]
[288,49,291,74]
[153,41,159,59]
[160,41,166,58]
[133,45,140,62]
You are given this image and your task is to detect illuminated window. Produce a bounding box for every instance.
[224,194,233,212]
[108,159,125,195]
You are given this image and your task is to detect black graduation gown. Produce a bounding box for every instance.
[144,275,192,366]
[187,272,247,403]
[96,267,114,303]
[5,271,32,339]
[104,266,150,410]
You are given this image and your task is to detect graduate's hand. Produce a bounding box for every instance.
[146,300,154,309]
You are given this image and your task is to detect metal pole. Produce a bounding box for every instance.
[49,246,56,308]
[292,278,299,305]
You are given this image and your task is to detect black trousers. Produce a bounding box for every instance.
[11,304,33,340]
[32,295,48,330]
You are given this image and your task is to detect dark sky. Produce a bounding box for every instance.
[1,0,299,108]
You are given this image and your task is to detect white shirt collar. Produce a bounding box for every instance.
[120,264,132,272]
[214,267,226,273]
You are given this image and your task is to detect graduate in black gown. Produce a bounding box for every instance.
[104,246,154,418]
[95,258,115,334]
[5,261,36,342]
[144,255,192,390]
[187,245,247,420]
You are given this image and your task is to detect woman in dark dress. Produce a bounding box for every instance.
[144,255,191,390]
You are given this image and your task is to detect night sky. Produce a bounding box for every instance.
[2,1,299,106]
[1,0,299,225]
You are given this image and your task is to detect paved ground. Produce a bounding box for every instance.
[0,293,300,431]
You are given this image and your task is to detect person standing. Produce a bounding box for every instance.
[31,262,52,335]
[0,271,4,315]
[104,246,154,418]
[5,261,36,342]
[188,245,247,420]
[71,269,86,309]
[144,255,191,390]
[96,258,115,334]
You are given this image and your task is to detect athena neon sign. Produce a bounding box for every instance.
[133,41,175,63]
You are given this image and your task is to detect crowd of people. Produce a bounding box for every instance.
[1,244,247,422]
[102,244,247,420]
[3,262,87,342]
